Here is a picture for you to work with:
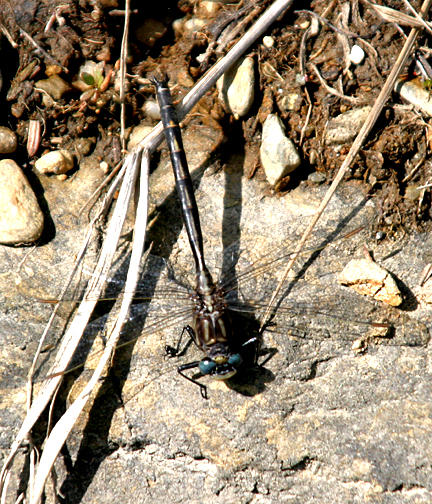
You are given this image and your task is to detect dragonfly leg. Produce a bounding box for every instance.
[177,361,208,399]
[165,325,196,357]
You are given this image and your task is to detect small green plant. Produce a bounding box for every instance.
[79,61,105,89]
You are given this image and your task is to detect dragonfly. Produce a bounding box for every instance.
[149,75,250,397]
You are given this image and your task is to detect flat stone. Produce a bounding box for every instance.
[128,124,154,150]
[34,150,74,175]
[34,74,71,100]
[338,257,402,306]
[0,159,43,244]
[260,113,301,185]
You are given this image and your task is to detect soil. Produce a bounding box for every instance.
[1,0,431,235]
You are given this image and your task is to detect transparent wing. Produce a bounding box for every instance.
[17,219,430,390]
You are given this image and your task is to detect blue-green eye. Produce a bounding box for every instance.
[199,359,216,375]
[228,353,242,367]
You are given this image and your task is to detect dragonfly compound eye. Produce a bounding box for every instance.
[199,359,217,375]
[228,353,242,368]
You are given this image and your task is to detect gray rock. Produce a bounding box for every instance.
[34,149,74,175]
[326,106,372,145]
[0,126,17,154]
[308,171,326,184]
[0,159,43,244]
[217,56,255,118]
[260,113,301,185]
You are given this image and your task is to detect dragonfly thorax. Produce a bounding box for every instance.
[192,296,230,347]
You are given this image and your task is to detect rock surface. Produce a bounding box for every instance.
[0,124,431,504]
[325,106,372,145]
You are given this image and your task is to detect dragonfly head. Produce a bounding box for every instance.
[199,350,242,380]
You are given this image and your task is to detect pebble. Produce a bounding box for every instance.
[308,171,326,184]
[128,124,154,149]
[143,100,160,120]
[0,159,44,244]
[404,184,422,201]
[99,161,109,173]
[0,126,17,154]
[34,150,74,175]
[325,106,372,144]
[183,17,206,34]
[73,137,94,157]
[217,56,255,118]
[198,1,221,17]
[349,44,365,65]
[279,92,301,112]
[34,74,71,100]
[263,36,274,48]
[260,114,301,186]
[338,257,402,307]
[395,78,432,116]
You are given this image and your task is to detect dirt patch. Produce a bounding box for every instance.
[1,0,431,234]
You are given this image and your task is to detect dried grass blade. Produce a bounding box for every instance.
[0,152,142,502]
[367,1,431,28]
[28,152,149,504]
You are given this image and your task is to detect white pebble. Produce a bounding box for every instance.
[260,114,301,186]
[262,36,274,48]
[99,161,109,173]
[184,17,206,33]
[0,159,44,244]
[395,78,432,116]
[172,18,184,35]
[143,99,160,120]
[35,150,74,175]
[217,56,255,118]
[349,44,365,65]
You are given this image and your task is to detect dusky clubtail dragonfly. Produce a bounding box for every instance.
[152,76,250,396]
